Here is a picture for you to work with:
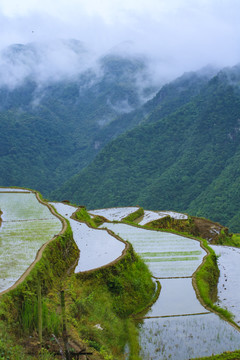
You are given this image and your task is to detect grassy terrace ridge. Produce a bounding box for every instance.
[140,220,237,327]
[193,350,240,360]
[92,208,237,325]
[73,206,108,228]
[192,239,238,326]
[0,196,239,359]
[0,197,156,359]
[116,214,240,358]
[122,207,144,223]
[0,189,80,359]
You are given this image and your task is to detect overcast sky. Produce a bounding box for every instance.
[1,0,240,82]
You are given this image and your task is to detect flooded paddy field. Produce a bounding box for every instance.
[139,313,240,360]
[51,203,126,272]
[147,278,208,317]
[100,221,240,359]
[139,210,188,226]
[0,191,62,292]
[100,223,205,277]
[88,207,139,221]
[210,244,240,325]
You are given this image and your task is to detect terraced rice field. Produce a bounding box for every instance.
[89,207,139,221]
[0,188,30,192]
[210,244,240,325]
[101,222,240,359]
[0,191,62,293]
[139,210,188,226]
[2,197,240,359]
[51,203,126,272]
[139,314,240,360]
[100,223,205,277]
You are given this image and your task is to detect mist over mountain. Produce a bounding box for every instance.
[52,64,240,232]
[1,38,240,232]
[0,40,162,193]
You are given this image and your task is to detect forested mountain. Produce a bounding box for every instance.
[1,40,240,231]
[0,41,157,193]
[53,65,240,232]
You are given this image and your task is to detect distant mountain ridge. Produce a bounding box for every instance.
[0,41,158,193]
[53,64,240,232]
[1,40,240,231]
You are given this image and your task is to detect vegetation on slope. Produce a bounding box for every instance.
[66,245,155,359]
[193,350,240,360]
[74,206,107,227]
[122,207,144,223]
[0,48,155,194]
[0,197,155,359]
[147,215,232,244]
[54,65,240,232]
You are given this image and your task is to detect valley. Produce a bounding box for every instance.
[1,43,240,232]
[0,39,240,360]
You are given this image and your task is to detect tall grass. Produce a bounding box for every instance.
[19,296,61,336]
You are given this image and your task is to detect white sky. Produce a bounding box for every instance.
[1,0,240,80]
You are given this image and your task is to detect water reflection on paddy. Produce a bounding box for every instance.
[100,223,205,277]
[147,278,208,317]
[139,313,240,360]
[51,203,125,272]
[0,192,62,292]
[101,221,240,359]
[210,244,240,324]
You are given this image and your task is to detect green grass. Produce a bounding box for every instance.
[193,350,240,359]
[74,207,107,228]
[122,208,144,223]
[63,244,156,359]
[0,201,155,359]
[141,250,202,257]
[218,233,240,247]
[0,320,57,359]
[74,207,97,227]
[144,256,199,262]
[194,239,234,323]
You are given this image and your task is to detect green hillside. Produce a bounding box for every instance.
[53,65,240,232]
[0,43,156,194]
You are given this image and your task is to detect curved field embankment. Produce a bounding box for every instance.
[72,207,130,274]
[210,244,240,325]
[0,190,70,296]
[0,189,79,337]
[192,238,240,332]
[51,203,131,274]
[100,221,240,360]
[46,203,156,359]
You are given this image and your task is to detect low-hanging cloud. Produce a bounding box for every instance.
[1,0,240,88]
[0,39,100,89]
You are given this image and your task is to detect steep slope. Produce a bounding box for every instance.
[53,65,240,232]
[0,41,156,194]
